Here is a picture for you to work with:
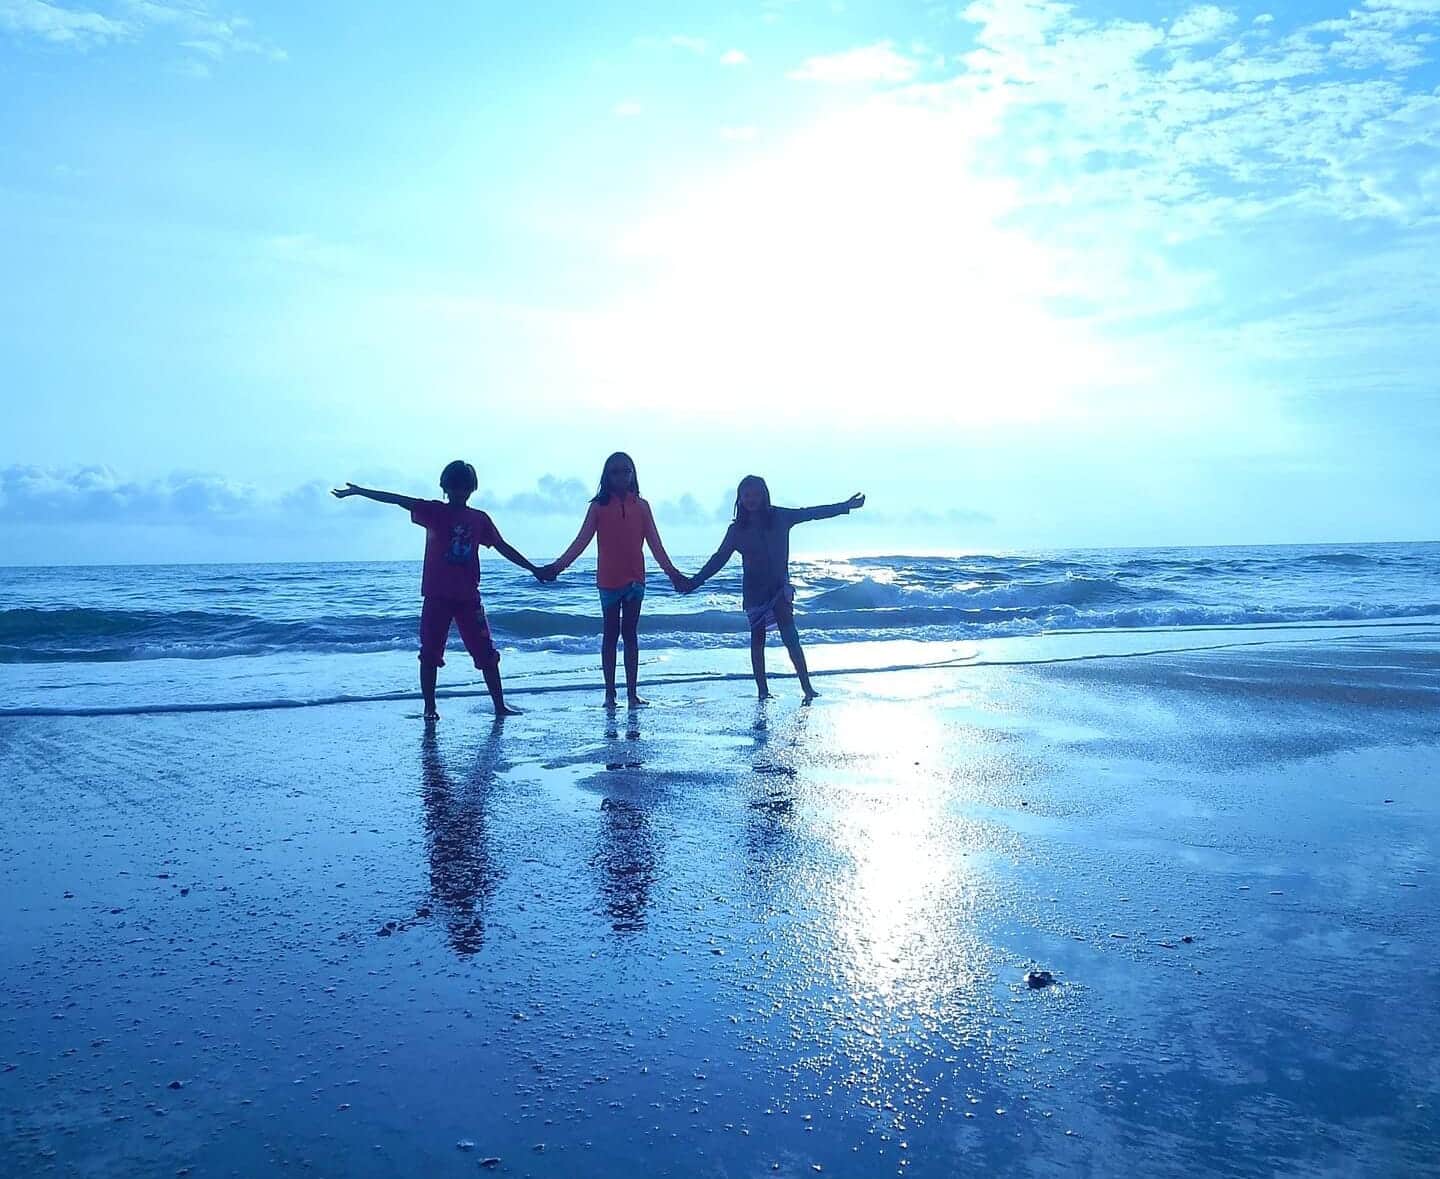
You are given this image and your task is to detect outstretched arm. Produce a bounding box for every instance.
[490,524,541,576]
[544,506,598,579]
[686,530,738,591]
[641,502,681,579]
[331,482,424,511]
[789,492,866,524]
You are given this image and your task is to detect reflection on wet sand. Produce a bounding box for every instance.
[592,709,658,934]
[420,728,504,956]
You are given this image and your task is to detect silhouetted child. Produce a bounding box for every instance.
[680,477,864,701]
[540,451,684,708]
[332,461,542,720]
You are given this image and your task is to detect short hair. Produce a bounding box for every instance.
[439,460,478,496]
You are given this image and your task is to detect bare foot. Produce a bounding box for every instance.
[627,694,649,709]
[494,703,523,717]
[423,707,440,722]
[801,688,819,704]
[756,691,773,701]
[602,691,618,709]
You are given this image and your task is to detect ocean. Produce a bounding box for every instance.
[4,541,1439,715]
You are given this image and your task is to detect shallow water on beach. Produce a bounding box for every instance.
[2,631,1438,1177]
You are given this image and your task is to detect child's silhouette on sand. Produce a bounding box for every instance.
[680,477,864,701]
[333,460,543,721]
[540,451,685,709]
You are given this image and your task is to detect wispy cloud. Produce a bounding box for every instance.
[952,0,1440,230]
[612,98,643,118]
[788,40,920,84]
[1167,4,1238,46]
[0,467,732,534]
[720,48,749,66]
[0,0,282,64]
[565,0,1437,461]
[0,464,308,523]
[493,475,589,517]
[0,0,125,44]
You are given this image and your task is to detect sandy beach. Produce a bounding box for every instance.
[3,624,1437,1177]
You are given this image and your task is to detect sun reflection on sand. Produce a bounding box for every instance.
[754,700,1008,1124]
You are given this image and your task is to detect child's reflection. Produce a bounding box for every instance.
[420,728,504,956]
[593,710,657,934]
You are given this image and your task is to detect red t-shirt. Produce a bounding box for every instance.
[410,500,499,600]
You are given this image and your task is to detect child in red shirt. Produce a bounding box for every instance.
[333,460,542,721]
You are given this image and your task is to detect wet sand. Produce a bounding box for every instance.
[3,631,1438,1177]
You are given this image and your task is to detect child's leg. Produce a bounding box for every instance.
[455,601,519,716]
[772,597,816,699]
[620,593,645,705]
[418,599,451,720]
[750,623,771,698]
[600,600,623,704]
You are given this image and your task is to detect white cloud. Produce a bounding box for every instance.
[613,98,643,118]
[0,0,127,44]
[0,467,732,536]
[538,0,1437,457]
[0,464,273,522]
[0,0,281,63]
[1168,5,1238,46]
[719,125,758,141]
[720,48,749,66]
[788,41,919,84]
[496,475,589,517]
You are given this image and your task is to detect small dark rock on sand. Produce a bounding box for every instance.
[1026,970,1055,989]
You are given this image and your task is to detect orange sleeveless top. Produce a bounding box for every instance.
[594,494,650,589]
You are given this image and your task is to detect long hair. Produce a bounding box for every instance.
[591,451,640,505]
[732,474,773,528]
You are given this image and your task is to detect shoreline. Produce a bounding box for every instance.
[5,616,1438,719]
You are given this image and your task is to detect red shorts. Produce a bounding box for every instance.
[418,597,500,670]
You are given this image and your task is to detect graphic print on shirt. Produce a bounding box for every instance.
[446,522,474,566]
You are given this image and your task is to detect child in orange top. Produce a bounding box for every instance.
[541,452,684,708]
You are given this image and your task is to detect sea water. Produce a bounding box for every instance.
[3,542,1439,713]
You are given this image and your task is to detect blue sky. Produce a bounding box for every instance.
[2,0,1437,563]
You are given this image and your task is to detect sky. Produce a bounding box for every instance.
[1,0,1438,564]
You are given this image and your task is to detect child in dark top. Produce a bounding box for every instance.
[539,451,685,709]
[680,476,864,701]
[332,460,542,721]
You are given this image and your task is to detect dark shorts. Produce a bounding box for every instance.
[598,580,646,611]
[418,597,500,670]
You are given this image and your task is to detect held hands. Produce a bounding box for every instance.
[535,562,561,583]
[845,492,866,512]
[669,570,694,595]
[331,483,361,499]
